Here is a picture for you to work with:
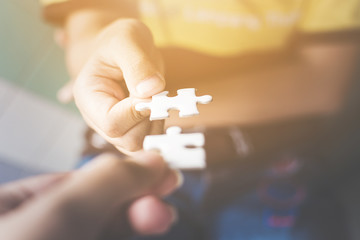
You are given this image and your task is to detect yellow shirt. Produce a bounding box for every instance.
[42,0,360,56]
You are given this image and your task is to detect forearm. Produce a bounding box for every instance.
[166,42,360,128]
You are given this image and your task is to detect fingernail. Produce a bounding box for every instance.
[136,74,164,97]
[173,170,184,188]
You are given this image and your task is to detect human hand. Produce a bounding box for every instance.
[0,152,181,240]
[73,19,165,154]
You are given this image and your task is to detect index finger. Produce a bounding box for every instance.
[74,56,149,138]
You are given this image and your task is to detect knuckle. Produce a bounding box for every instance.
[122,139,143,153]
[126,144,142,153]
[102,121,121,138]
[114,19,154,43]
[123,19,150,34]
[130,105,147,122]
[119,133,145,153]
[130,135,145,151]
[113,19,148,35]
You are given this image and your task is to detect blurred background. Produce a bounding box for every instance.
[0,1,360,239]
[0,0,85,180]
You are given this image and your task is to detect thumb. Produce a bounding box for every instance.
[118,53,165,98]
[108,20,165,98]
[57,152,169,215]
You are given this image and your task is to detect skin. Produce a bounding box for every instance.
[55,6,360,154]
[0,152,181,240]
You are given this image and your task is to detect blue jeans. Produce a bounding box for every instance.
[133,154,348,240]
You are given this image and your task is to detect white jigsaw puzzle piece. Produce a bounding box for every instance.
[143,126,206,169]
[136,91,171,120]
[135,88,212,120]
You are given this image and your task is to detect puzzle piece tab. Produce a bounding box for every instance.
[143,126,206,169]
[135,88,212,120]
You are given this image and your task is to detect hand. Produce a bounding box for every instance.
[73,19,166,154]
[0,152,181,240]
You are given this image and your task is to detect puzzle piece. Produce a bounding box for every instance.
[135,88,212,120]
[143,126,206,169]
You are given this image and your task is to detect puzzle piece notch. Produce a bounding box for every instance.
[143,126,206,169]
[135,88,212,120]
[166,126,182,135]
[176,88,212,118]
[135,91,172,120]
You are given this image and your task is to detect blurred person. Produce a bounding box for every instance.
[0,152,181,240]
[40,0,360,239]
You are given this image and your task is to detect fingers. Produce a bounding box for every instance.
[0,152,180,240]
[114,43,165,98]
[97,196,177,239]
[59,152,171,210]
[75,68,148,144]
[109,120,164,153]
[76,83,147,139]
[154,168,183,197]
[128,196,177,235]
[99,19,165,98]
[72,19,166,152]
[0,174,68,215]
